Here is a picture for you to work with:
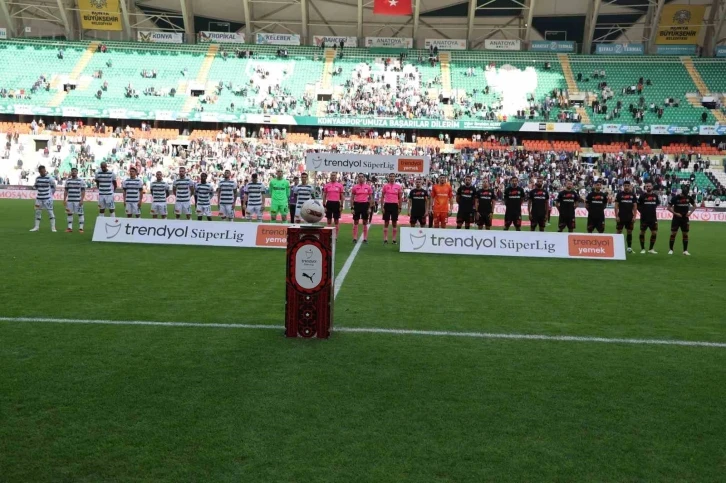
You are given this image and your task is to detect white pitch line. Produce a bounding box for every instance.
[1,317,725,349]
[333,229,367,300]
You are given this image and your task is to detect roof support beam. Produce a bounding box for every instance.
[242,0,252,40]
[357,0,363,40]
[179,0,195,43]
[646,0,665,54]
[55,0,73,40]
[582,0,601,54]
[467,0,476,45]
[0,0,17,37]
[118,0,133,41]
[716,0,726,50]
[300,0,308,44]
[412,0,420,42]
[523,0,536,44]
[703,0,724,56]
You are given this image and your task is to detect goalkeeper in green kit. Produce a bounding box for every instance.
[269,169,291,223]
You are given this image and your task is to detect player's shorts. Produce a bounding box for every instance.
[558,216,576,231]
[219,204,234,219]
[289,204,296,218]
[196,205,212,217]
[382,203,399,222]
[671,216,690,232]
[616,217,634,231]
[456,210,474,224]
[504,212,522,228]
[175,201,192,215]
[270,201,288,215]
[433,211,448,225]
[640,219,658,231]
[65,201,84,215]
[151,202,168,217]
[34,199,54,211]
[410,214,426,226]
[587,216,605,231]
[247,205,263,220]
[530,214,547,228]
[353,202,370,222]
[477,211,492,227]
[98,195,115,210]
[325,201,341,220]
[125,202,140,216]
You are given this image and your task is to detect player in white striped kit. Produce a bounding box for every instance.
[122,167,144,218]
[173,167,194,220]
[294,172,315,223]
[149,171,170,219]
[95,162,117,217]
[216,170,238,221]
[30,165,57,232]
[195,173,214,221]
[63,167,86,233]
[244,173,265,222]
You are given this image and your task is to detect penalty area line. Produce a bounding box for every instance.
[1,317,726,349]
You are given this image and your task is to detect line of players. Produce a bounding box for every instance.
[32,164,697,255]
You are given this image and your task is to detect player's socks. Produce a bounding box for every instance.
[626,233,632,248]
[353,225,358,240]
[683,235,689,252]
[649,235,656,250]
[383,227,388,241]
[392,227,397,241]
[639,234,645,249]
[669,234,676,250]
[49,214,56,231]
[79,216,84,231]
[67,215,73,230]
[363,224,369,240]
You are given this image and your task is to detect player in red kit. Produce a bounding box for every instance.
[322,172,344,236]
[381,173,403,244]
[350,173,373,243]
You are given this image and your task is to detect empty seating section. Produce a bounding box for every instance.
[592,142,652,154]
[569,56,714,125]
[0,42,84,106]
[691,60,726,94]
[662,142,725,155]
[669,170,716,192]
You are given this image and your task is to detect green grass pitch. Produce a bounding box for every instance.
[1,199,726,482]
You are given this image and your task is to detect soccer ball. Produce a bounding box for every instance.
[300,199,325,224]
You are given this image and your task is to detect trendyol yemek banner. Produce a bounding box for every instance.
[425,39,467,50]
[365,37,414,48]
[484,39,521,51]
[137,31,183,43]
[255,33,301,45]
[595,43,644,55]
[92,218,288,249]
[312,36,357,47]
[199,31,245,43]
[400,228,626,261]
[529,40,575,52]
[305,153,430,174]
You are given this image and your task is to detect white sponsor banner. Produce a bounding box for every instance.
[199,31,245,43]
[424,39,466,50]
[484,39,521,51]
[92,218,288,249]
[137,31,183,44]
[312,35,357,47]
[255,33,300,45]
[305,153,430,174]
[365,37,413,48]
[400,228,626,260]
[0,27,7,40]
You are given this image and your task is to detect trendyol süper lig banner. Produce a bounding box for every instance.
[305,153,431,174]
[399,228,626,260]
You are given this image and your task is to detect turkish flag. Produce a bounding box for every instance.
[373,0,412,16]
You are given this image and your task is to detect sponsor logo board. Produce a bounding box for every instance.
[529,40,575,52]
[199,31,245,43]
[78,0,122,31]
[484,39,521,51]
[0,27,7,39]
[137,31,184,43]
[305,153,430,174]
[400,228,626,260]
[656,4,706,45]
[255,33,301,45]
[424,39,467,50]
[595,43,644,55]
[365,37,414,48]
[92,218,287,248]
[312,36,357,47]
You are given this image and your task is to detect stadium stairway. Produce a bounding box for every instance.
[682,56,726,124]
[182,44,219,113]
[48,41,99,107]
[316,48,336,115]
[558,54,591,124]
[439,52,454,119]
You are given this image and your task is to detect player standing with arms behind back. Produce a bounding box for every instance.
[637,181,659,254]
[322,173,344,236]
[216,170,237,221]
[350,173,373,243]
[475,179,495,230]
[585,180,607,233]
[381,173,403,244]
[615,180,637,252]
[408,178,430,228]
[667,185,696,255]
[30,165,56,232]
[503,177,525,231]
[195,172,214,221]
[431,176,453,228]
[63,167,85,233]
[150,171,170,219]
[455,175,476,229]
[527,177,549,232]
[244,173,265,222]
[289,176,299,223]
[556,180,579,232]
[95,161,116,218]
[122,167,144,218]
[269,169,290,223]
[173,167,194,220]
